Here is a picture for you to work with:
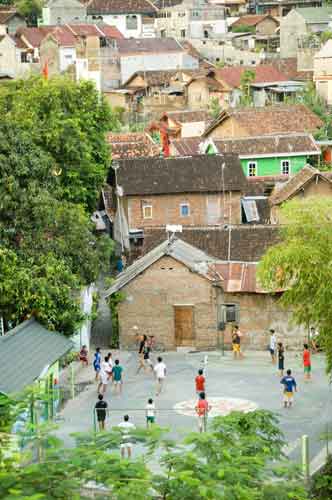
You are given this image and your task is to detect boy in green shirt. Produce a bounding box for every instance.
[112,359,123,395]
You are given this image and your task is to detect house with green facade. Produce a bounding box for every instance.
[201,133,321,177]
[0,318,72,421]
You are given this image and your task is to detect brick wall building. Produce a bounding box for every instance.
[105,235,305,351]
[113,154,247,230]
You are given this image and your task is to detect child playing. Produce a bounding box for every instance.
[79,345,88,366]
[280,369,297,408]
[195,369,205,395]
[145,398,156,428]
[112,359,123,394]
[303,344,311,381]
[277,342,285,377]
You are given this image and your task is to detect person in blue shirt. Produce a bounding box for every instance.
[93,347,102,381]
[280,369,297,408]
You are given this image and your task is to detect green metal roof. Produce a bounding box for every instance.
[296,7,332,23]
[0,319,72,395]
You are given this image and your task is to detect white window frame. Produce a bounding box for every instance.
[247,161,257,177]
[142,204,152,219]
[281,159,291,175]
[180,203,190,217]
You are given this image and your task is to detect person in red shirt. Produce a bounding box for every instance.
[195,392,211,433]
[303,343,311,380]
[195,369,205,395]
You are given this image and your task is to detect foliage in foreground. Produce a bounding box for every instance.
[0,393,308,500]
[258,197,332,374]
[0,77,116,335]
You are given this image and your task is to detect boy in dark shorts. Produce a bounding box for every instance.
[95,394,108,430]
[145,398,155,427]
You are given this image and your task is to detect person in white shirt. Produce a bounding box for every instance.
[118,415,135,458]
[269,329,277,364]
[97,356,112,394]
[154,356,167,396]
[145,398,156,428]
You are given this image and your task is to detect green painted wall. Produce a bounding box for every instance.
[240,155,308,177]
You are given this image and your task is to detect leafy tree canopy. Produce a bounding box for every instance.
[258,197,332,374]
[0,77,120,211]
[0,77,116,335]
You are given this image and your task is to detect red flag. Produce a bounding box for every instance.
[42,60,49,80]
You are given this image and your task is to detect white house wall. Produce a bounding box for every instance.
[120,51,198,83]
[89,13,143,37]
[59,46,76,72]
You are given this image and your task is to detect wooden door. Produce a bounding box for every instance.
[174,306,194,346]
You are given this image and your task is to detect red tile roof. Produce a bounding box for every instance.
[0,7,21,24]
[51,26,76,46]
[98,23,124,38]
[107,132,160,159]
[216,64,288,89]
[214,262,266,293]
[231,14,277,28]
[87,0,157,15]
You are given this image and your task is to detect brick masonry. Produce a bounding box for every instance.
[117,255,305,350]
[126,191,242,229]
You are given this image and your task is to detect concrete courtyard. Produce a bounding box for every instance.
[56,349,332,470]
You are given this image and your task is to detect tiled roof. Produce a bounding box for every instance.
[171,137,201,156]
[0,7,21,24]
[215,64,288,89]
[295,7,332,24]
[0,319,72,395]
[231,14,277,28]
[213,133,320,156]
[124,70,178,87]
[116,37,183,54]
[114,154,247,195]
[204,105,323,137]
[87,0,157,15]
[17,26,55,48]
[50,26,77,46]
[68,23,123,38]
[104,237,218,296]
[108,132,160,159]
[142,225,280,262]
[269,165,332,206]
[265,58,313,81]
[213,261,265,292]
[163,110,210,124]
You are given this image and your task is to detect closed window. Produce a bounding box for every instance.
[180,29,186,37]
[247,161,257,177]
[281,160,290,175]
[180,203,190,216]
[219,303,240,329]
[142,204,152,219]
[126,14,138,30]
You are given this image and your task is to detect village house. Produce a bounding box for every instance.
[269,164,332,222]
[230,13,279,35]
[159,110,211,138]
[314,39,332,106]
[87,0,158,38]
[42,0,87,25]
[105,227,304,351]
[110,154,247,240]
[202,104,323,139]
[170,132,320,177]
[0,33,34,78]
[209,0,247,17]
[186,65,288,108]
[280,7,332,59]
[0,318,72,418]
[0,6,25,35]
[155,0,227,40]
[114,37,200,86]
[250,0,321,17]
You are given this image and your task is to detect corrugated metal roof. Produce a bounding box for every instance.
[104,237,217,296]
[0,319,72,395]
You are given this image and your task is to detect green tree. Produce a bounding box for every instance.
[258,197,332,374]
[239,69,255,106]
[16,0,42,26]
[297,82,332,140]
[0,77,120,211]
[209,96,222,119]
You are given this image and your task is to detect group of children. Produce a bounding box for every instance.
[92,348,124,395]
